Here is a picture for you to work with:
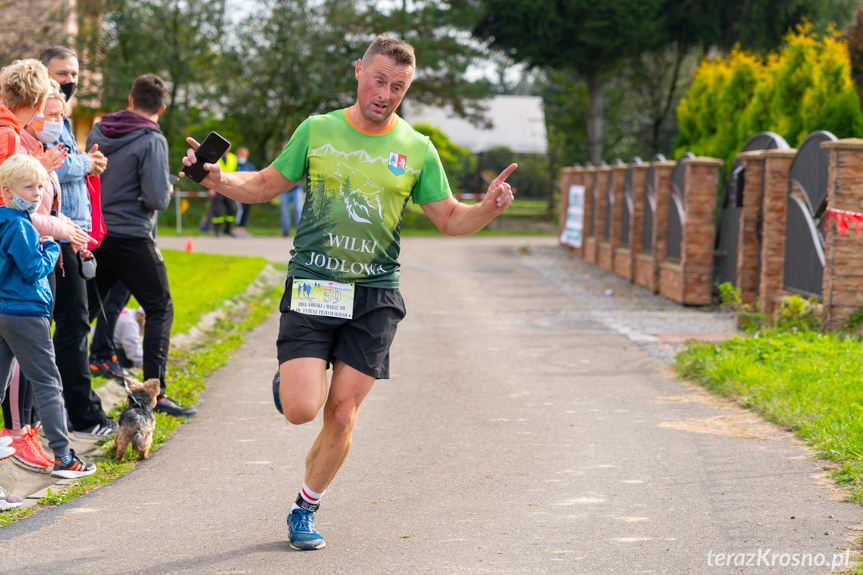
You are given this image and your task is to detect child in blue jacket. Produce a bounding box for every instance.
[0,154,96,486]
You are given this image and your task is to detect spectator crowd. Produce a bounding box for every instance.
[0,46,202,509]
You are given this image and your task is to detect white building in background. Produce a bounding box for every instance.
[405,95,547,154]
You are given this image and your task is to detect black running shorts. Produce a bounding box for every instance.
[276,277,407,379]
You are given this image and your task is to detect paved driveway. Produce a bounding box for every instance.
[0,236,858,574]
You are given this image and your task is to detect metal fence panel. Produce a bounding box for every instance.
[666,154,691,261]
[713,132,788,288]
[783,195,826,298]
[783,130,835,299]
[641,154,664,253]
[621,158,640,247]
[714,166,742,286]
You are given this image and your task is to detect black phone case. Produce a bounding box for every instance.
[182,132,231,183]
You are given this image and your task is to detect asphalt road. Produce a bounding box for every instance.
[0,236,859,574]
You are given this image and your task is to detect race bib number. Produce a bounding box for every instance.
[290,279,355,319]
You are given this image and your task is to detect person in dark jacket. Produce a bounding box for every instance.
[86,74,195,418]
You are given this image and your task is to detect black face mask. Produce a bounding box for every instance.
[59,82,76,101]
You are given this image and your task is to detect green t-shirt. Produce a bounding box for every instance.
[272,108,451,288]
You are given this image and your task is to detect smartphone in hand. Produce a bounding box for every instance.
[182,132,231,184]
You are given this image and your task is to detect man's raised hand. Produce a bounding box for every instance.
[483,162,518,212]
[180,136,222,187]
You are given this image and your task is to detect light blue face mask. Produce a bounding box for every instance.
[35,119,63,144]
[9,194,40,215]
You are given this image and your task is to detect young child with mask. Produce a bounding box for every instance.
[0,154,97,484]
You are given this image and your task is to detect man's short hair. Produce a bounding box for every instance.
[39,46,78,67]
[362,35,416,69]
[0,154,48,201]
[130,74,169,115]
[0,59,51,110]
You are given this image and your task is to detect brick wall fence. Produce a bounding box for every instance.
[558,138,863,328]
[821,139,863,330]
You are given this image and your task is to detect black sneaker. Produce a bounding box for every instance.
[273,371,283,414]
[51,449,96,479]
[73,419,117,440]
[154,395,197,418]
[89,355,127,381]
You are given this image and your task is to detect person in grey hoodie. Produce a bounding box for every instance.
[86,74,196,418]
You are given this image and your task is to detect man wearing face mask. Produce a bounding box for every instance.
[39,46,116,439]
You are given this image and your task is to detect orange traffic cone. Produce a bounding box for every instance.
[185,235,193,253]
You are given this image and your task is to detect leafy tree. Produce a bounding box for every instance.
[476,0,666,164]
[675,25,863,166]
[218,0,366,167]
[412,123,475,195]
[83,0,230,174]
[368,0,494,126]
[712,0,857,53]
[477,0,857,167]
[0,2,70,64]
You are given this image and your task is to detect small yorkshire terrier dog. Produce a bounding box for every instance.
[114,378,160,461]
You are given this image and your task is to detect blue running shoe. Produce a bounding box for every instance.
[287,508,326,550]
[272,371,283,414]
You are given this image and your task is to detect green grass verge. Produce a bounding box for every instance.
[675,329,863,503]
[0,255,283,526]
[159,249,269,335]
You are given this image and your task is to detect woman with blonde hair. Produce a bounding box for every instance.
[0,59,51,164]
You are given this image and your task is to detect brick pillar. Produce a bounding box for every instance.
[571,167,586,257]
[682,157,722,305]
[628,163,649,258]
[558,166,586,257]
[821,139,863,330]
[558,167,574,236]
[610,164,627,251]
[591,167,611,265]
[651,161,676,281]
[660,157,722,305]
[759,149,797,315]
[583,168,596,237]
[735,151,766,305]
[583,167,599,263]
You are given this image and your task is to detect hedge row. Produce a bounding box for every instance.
[675,24,863,166]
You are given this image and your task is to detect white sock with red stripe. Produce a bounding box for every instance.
[291,481,324,513]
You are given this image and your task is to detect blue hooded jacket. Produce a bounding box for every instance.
[0,207,59,317]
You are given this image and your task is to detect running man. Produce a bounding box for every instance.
[180,35,517,550]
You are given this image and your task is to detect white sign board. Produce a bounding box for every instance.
[560,184,585,248]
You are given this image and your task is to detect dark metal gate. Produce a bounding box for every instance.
[783,130,835,299]
[666,153,693,261]
[621,157,641,247]
[642,154,666,253]
[713,132,789,287]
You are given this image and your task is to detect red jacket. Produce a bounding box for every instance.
[0,103,22,165]
[0,104,22,207]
